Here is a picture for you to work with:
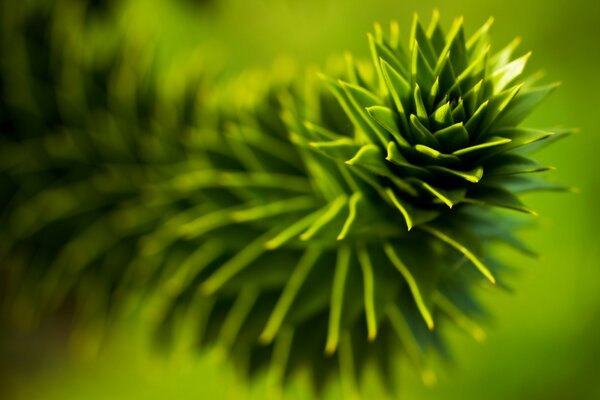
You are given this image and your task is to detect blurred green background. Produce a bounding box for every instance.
[2,0,599,398]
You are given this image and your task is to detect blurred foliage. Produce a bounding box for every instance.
[1,0,599,399]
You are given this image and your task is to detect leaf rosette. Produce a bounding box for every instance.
[0,6,571,395]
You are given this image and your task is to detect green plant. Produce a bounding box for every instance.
[0,5,570,397]
[0,0,212,345]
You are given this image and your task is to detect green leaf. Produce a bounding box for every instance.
[265,208,327,249]
[433,122,469,151]
[448,47,489,96]
[371,35,408,78]
[419,224,496,284]
[429,102,454,131]
[303,121,344,141]
[385,188,439,230]
[158,240,225,298]
[366,105,410,146]
[178,207,237,240]
[464,100,489,135]
[463,80,484,115]
[300,196,348,241]
[414,144,461,165]
[384,242,435,329]
[484,153,553,176]
[410,114,439,147]
[309,138,362,161]
[447,17,468,75]
[452,136,511,158]
[170,170,313,195]
[230,196,319,223]
[381,59,411,115]
[434,51,458,94]
[220,286,260,349]
[427,11,446,54]
[516,128,574,154]
[409,14,437,65]
[411,42,436,91]
[337,192,363,240]
[490,176,572,194]
[387,304,437,385]
[413,84,430,125]
[366,106,398,135]
[385,142,431,177]
[337,332,359,398]
[435,293,487,342]
[479,84,523,134]
[490,37,522,70]
[465,185,538,215]
[202,231,273,295]
[490,52,531,93]
[300,148,349,200]
[267,327,294,390]
[260,248,322,344]
[418,181,466,208]
[357,245,378,340]
[466,16,494,56]
[488,127,554,153]
[451,99,466,121]
[429,165,484,183]
[325,246,352,354]
[343,52,362,86]
[320,75,381,146]
[345,144,390,177]
[495,83,561,127]
[427,77,441,110]
[340,81,390,146]
[457,207,537,256]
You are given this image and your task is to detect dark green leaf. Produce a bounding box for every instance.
[465,185,537,215]
[309,139,362,161]
[346,144,391,177]
[366,105,410,146]
[495,83,560,127]
[410,114,439,147]
[433,122,469,151]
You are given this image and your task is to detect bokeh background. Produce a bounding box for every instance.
[1,0,599,398]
